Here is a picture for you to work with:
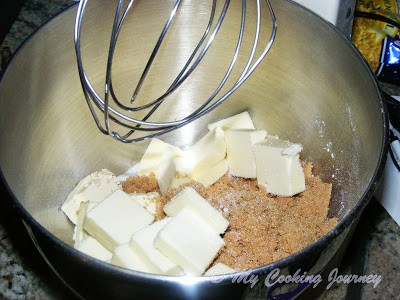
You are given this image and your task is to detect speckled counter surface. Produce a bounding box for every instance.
[0,1,399,299]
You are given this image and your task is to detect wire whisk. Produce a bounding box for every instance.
[74,0,277,143]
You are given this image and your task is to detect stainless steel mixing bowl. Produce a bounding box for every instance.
[0,0,387,299]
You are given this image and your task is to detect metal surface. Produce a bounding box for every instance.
[74,0,277,142]
[291,0,356,37]
[0,0,387,299]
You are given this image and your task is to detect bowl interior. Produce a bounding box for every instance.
[0,0,384,249]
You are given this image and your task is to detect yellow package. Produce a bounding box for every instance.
[352,0,400,84]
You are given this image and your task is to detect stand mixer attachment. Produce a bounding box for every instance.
[74,0,277,143]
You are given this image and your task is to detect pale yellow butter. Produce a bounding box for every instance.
[225,129,267,178]
[75,236,112,262]
[191,159,228,187]
[83,190,154,251]
[61,169,121,225]
[138,138,187,176]
[156,151,177,194]
[73,201,89,245]
[186,127,226,179]
[163,187,229,234]
[130,192,159,215]
[154,209,225,276]
[130,218,183,275]
[207,111,255,131]
[111,243,156,273]
[254,137,305,196]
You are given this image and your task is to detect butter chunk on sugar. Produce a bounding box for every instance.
[73,201,89,245]
[130,218,183,275]
[190,159,228,187]
[75,236,112,262]
[254,137,305,197]
[207,111,255,131]
[154,209,225,276]
[156,150,177,195]
[163,187,229,234]
[138,138,188,176]
[186,127,226,179]
[225,129,267,178]
[111,243,156,273]
[61,169,121,225]
[83,190,154,251]
[130,192,160,216]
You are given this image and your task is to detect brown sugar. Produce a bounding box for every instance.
[122,163,337,271]
[122,173,160,194]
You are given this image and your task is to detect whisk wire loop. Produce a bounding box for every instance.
[74,0,277,143]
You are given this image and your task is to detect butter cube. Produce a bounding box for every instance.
[191,159,228,187]
[225,129,267,178]
[186,128,226,178]
[75,236,113,262]
[130,192,160,215]
[157,151,177,194]
[154,209,225,276]
[254,137,306,196]
[83,190,154,251]
[62,174,92,223]
[170,175,192,189]
[73,201,89,245]
[138,138,188,176]
[62,169,121,224]
[207,111,255,131]
[111,243,156,273]
[130,218,183,275]
[163,187,229,234]
[204,262,236,276]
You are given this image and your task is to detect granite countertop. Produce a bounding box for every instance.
[0,1,399,299]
